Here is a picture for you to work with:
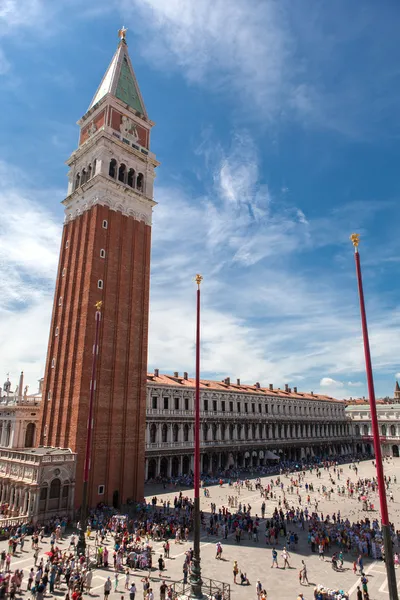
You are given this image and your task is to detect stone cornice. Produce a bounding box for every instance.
[62,175,155,226]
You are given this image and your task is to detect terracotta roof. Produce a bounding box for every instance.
[146,373,341,403]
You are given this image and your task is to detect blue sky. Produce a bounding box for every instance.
[1,0,400,399]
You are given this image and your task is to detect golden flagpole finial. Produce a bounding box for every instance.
[195,274,203,287]
[95,301,103,311]
[350,233,360,252]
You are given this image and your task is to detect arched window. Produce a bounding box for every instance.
[229,424,234,440]
[92,159,97,177]
[173,424,179,442]
[391,425,396,437]
[39,486,48,511]
[212,424,217,441]
[50,478,61,499]
[81,168,87,184]
[150,424,157,444]
[203,424,208,441]
[100,249,106,258]
[161,424,168,443]
[136,173,144,191]
[183,424,189,442]
[220,424,225,441]
[74,173,80,190]
[363,424,368,436]
[109,159,117,179]
[382,424,387,436]
[98,279,103,289]
[237,424,242,440]
[25,423,36,447]
[127,168,135,188]
[118,163,126,183]
[355,424,360,436]
[49,478,61,510]
[87,164,92,180]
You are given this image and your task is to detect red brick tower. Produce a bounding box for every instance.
[39,28,158,509]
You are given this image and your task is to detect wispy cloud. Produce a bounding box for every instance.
[0,160,61,390]
[119,0,400,137]
[1,129,399,397]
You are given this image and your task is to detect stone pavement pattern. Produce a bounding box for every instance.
[3,459,400,600]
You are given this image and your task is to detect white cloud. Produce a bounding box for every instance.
[121,0,298,122]
[1,130,399,397]
[320,378,344,388]
[0,160,61,391]
[396,373,400,379]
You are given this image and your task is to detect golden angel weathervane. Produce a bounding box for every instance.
[195,274,203,287]
[118,26,128,41]
[95,301,103,311]
[350,233,360,250]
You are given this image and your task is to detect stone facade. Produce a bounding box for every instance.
[144,371,352,480]
[0,448,76,523]
[39,33,158,510]
[347,399,400,457]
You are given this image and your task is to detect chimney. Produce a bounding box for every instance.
[288,387,292,393]
[154,368,159,377]
[236,378,241,386]
[285,383,289,392]
[224,377,230,385]
[310,391,314,396]
[269,384,273,391]
[255,382,260,389]
[174,371,179,378]
[293,386,297,393]
[183,372,188,380]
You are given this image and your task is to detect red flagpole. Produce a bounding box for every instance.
[190,274,203,598]
[351,234,398,599]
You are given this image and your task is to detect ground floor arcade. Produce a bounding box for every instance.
[145,441,355,480]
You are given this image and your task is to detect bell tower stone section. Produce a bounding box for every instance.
[39,29,159,508]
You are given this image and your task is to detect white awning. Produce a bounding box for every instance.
[265,450,280,460]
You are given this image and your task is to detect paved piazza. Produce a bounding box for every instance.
[3,459,400,600]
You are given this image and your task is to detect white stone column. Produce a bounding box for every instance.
[145,459,149,480]
[9,422,15,448]
[0,422,6,446]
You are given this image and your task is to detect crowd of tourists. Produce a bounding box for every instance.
[0,454,395,600]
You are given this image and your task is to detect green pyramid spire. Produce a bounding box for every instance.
[115,55,145,114]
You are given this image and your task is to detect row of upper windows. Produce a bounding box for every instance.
[109,159,144,192]
[151,395,342,416]
[355,424,398,436]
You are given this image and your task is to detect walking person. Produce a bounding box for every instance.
[271,548,279,568]
[233,560,239,584]
[129,582,136,600]
[301,561,309,585]
[282,547,291,569]
[103,577,111,600]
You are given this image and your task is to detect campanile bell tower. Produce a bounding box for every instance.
[40,28,159,508]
